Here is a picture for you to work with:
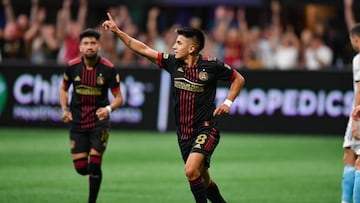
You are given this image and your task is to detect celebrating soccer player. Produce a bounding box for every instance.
[103,12,245,203]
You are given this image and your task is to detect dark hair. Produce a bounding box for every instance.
[176,27,205,53]
[350,23,360,37]
[79,28,101,40]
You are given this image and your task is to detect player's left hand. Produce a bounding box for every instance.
[352,105,360,121]
[96,107,110,121]
[61,109,73,123]
[213,104,230,117]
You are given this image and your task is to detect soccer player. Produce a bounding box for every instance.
[345,23,360,203]
[59,28,123,203]
[103,12,245,203]
[342,0,358,202]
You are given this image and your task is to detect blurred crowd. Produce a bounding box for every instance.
[0,0,356,70]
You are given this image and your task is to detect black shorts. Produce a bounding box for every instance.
[69,126,110,154]
[178,125,220,168]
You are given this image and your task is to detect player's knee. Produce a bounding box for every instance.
[355,158,360,170]
[344,148,356,164]
[75,167,89,175]
[185,167,201,181]
[73,158,89,176]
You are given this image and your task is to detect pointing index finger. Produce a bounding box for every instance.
[107,12,114,22]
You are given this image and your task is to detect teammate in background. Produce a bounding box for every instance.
[342,0,358,202]
[103,12,245,203]
[59,28,122,203]
[348,23,360,203]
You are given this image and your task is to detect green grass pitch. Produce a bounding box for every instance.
[0,128,344,203]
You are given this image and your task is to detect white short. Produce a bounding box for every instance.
[343,118,353,148]
[344,118,360,155]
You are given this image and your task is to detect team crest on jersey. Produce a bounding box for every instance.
[177,67,184,72]
[74,76,81,81]
[97,74,104,85]
[163,53,169,59]
[199,70,208,81]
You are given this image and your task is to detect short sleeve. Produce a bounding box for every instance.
[353,54,360,82]
[216,60,236,82]
[109,68,120,92]
[157,52,177,74]
[62,65,72,89]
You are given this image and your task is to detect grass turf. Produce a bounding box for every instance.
[0,128,343,203]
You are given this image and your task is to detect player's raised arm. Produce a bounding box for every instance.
[102,12,159,64]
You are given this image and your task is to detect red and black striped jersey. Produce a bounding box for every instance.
[157,53,237,140]
[62,56,120,130]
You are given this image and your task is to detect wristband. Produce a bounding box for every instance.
[61,107,69,118]
[105,105,112,114]
[223,99,233,108]
[61,107,70,113]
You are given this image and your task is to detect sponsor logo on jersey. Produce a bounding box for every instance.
[174,78,204,92]
[76,85,102,95]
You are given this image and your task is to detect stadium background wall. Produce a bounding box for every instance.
[0,64,353,135]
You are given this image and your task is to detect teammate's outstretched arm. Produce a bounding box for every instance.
[102,12,158,64]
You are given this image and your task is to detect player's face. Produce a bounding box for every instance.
[350,34,360,52]
[79,37,100,59]
[172,35,196,59]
